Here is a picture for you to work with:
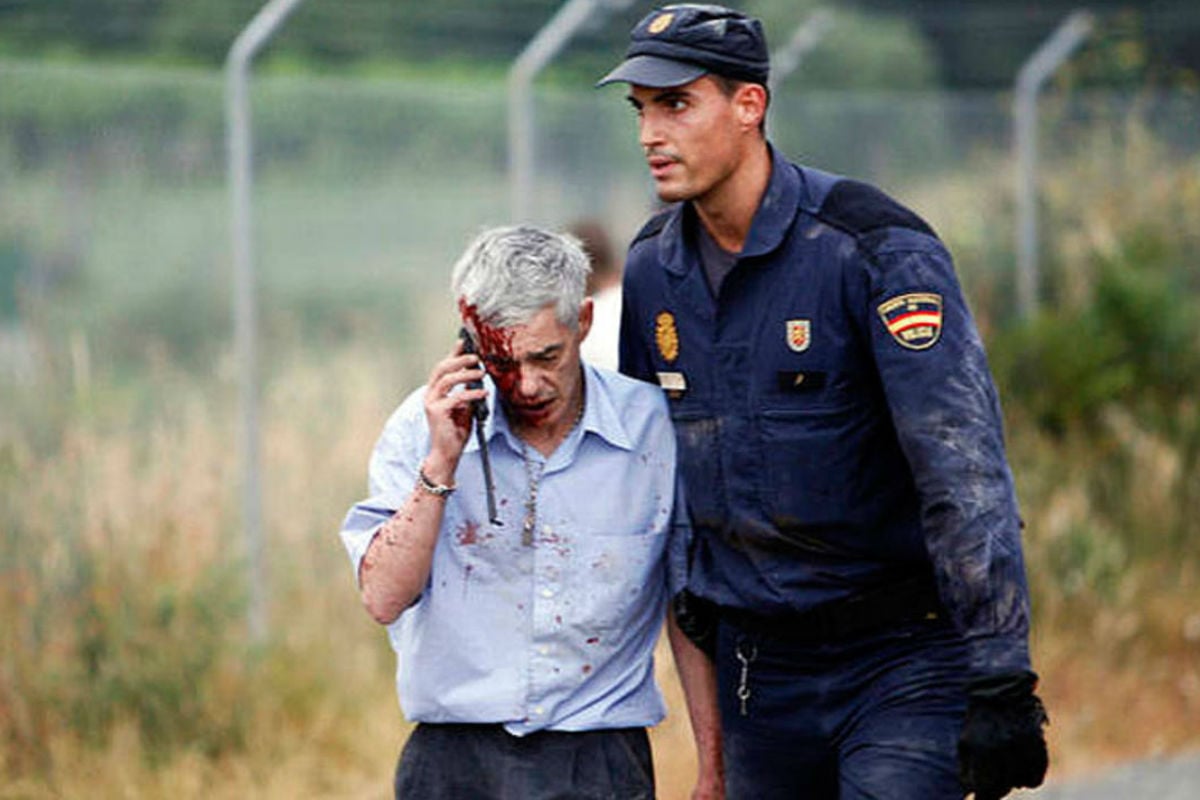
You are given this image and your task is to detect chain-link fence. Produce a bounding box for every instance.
[2,58,1198,407]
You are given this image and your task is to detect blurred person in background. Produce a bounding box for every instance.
[599,5,1047,799]
[338,225,718,799]
[573,218,623,371]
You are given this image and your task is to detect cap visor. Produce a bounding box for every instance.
[595,55,707,88]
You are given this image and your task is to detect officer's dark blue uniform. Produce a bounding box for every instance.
[602,5,1047,798]
[619,147,1036,798]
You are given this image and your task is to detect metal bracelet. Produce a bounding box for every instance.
[416,467,456,498]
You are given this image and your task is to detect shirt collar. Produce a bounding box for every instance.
[579,362,634,452]
[659,142,800,275]
[460,363,634,455]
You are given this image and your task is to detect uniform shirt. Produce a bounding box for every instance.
[618,145,1032,678]
[339,363,685,736]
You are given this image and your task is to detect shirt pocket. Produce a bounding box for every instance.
[567,528,667,636]
[756,402,862,529]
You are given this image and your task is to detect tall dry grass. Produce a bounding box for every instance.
[0,335,705,798]
[4,335,1200,796]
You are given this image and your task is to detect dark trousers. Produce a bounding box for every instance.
[717,615,969,800]
[394,722,655,799]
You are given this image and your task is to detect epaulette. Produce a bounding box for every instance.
[817,179,935,239]
[631,208,672,246]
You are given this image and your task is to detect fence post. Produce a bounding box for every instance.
[508,0,636,222]
[768,10,834,95]
[1014,10,1094,318]
[225,0,309,643]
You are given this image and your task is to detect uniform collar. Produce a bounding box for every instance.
[659,143,800,276]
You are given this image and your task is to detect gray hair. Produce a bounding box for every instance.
[451,225,592,330]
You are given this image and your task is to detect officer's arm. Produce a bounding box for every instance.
[860,228,1047,800]
[658,401,724,798]
[668,607,725,800]
[861,238,1032,678]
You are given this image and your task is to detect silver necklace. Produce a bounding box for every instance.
[519,395,585,547]
[521,445,543,546]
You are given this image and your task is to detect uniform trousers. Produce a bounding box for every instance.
[717,614,969,800]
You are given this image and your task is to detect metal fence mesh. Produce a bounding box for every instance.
[2,59,1198,379]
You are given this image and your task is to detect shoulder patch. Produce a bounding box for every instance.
[819,179,934,238]
[877,292,943,350]
[631,208,672,246]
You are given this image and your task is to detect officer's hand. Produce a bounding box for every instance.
[422,341,487,476]
[690,775,725,800]
[958,670,1049,800]
[673,590,719,661]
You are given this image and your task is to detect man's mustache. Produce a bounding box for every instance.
[645,149,682,162]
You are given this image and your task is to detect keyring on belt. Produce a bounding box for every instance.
[735,639,758,716]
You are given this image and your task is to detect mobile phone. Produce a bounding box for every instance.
[459,327,488,422]
[459,327,501,524]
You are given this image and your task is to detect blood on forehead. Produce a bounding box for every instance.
[459,299,521,398]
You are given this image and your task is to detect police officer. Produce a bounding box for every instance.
[598,5,1048,799]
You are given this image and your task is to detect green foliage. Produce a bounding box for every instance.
[989,116,1200,606]
[993,304,1132,436]
[993,258,1200,436]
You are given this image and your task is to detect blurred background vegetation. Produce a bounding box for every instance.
[2,1,1199,797]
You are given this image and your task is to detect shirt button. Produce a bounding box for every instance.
[538,645,550,655]
[541,588,554,598]
[533,706,544,715]
[543,525,554,535]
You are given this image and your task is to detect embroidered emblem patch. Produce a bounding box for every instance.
[655,311,679,363]
[786,319,811,352]
[648,12,674,34]
[877,292,943,350]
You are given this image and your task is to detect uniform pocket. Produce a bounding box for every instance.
[757,404,861,528]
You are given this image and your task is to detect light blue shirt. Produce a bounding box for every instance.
[339,363,686,736]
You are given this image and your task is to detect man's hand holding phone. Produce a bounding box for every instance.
[421,334,488,485]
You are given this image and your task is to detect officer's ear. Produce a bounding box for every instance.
[733,83,767,134]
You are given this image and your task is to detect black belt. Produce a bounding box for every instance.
[719,575,945,642]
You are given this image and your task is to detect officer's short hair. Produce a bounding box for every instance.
[451,225,591,331]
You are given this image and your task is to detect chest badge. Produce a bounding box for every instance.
[877,292,943,350]
[786,319,812,352]
[655,311,679,363]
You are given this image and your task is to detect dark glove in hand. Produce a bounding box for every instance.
[672,589,718,660]
[958,670,1049,800]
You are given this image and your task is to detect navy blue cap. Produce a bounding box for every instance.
[597,4,769,88]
